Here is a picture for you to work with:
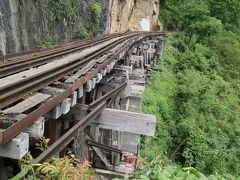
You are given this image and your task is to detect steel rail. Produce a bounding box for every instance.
[89,82,127,108]
[33,101,106,164]
[0,31,166,65]
[0,34,123,78]
[1,35,121,65]
[0,32,166,144]
[0,35,136,109]
[0,33,161,110]
[13,81,129,179]
[0,32,167,78]
[0,32,139,65]
[33,80,128,163]
[0,41,132,144]
[0,31,159,108]
[0,33,122,62]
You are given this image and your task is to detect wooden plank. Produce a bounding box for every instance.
[121,84,145,98]
[93,108,156,136]
[0,114,26,129]
[65,60,97,83]
[120,132,140,153]
[66,54,111,84]
[0,37,123,89]
[97,54,110,63]
[94,168,134,177]
[2,93,51,114]
[41,87,65,95]
[0,114,44,139]
[92,146,113,170]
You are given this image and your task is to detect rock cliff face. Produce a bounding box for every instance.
[109,0,160,33]
[0,0,160,55]
[0,0,110,55]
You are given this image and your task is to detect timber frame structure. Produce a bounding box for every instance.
[0,32,167,178]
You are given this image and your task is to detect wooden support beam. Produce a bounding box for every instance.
[47,119,61,145]
[0,114,44,139]
[121,84,145,98]
[85,80,93,92]
[92,146,113,170]
[93,108,156,136]
[2,93,51,114]
[0,132,29,159]
[77,86,84,99]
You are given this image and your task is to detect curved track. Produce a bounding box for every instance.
[0,32,167,145]
[0,33,123,78]
[0,33,146,109]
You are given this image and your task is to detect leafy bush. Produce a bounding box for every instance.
[89,3,102,35]
[135,156,232,180]
[34,156,93,179]
[39,37,57,48]
[13,154,93,180]
[49,0,81,24]
[80,27,90,39]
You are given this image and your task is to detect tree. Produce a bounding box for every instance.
[206,0,240,34]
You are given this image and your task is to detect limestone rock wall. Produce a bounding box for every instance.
[0,0,160,55]
[0,0,110,55]
[109,0,160,33]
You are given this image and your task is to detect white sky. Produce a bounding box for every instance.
[140,18,150,31]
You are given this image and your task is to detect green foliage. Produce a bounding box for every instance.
[19,152,34,174]
[39,0,82,26]
[39,37,57,48]
[34,156,93,179]
[161,0,223,45]
[135,156,229,180]
[206,0,240,34]
[141,0,240,178]
[142,38,240,177]
[80,27,90,39]
[209,31,240,78]
[37,1,102,39]
[13,153,93,180]
[35,137,50,152]
[89,3,102,35]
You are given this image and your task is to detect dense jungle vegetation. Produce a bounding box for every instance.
[140,0,240,179]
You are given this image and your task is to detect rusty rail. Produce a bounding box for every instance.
[0,33,121,62]
[33,102,106,164]
[0,49,127,144]
[0,35,133,109]
[0,34,123,78]
[0,58,109,144]
[12,81,129,179]
[89,82,127,108]
[33,80,127,163]
[0,32,167,144]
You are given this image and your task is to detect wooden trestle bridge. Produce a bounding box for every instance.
[0,32,167,178]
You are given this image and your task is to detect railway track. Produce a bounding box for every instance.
[0,33,123,61]
[0,31,167,145]
[0,34,138,109]
[0,33,123,78]
[0,31,167,179]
